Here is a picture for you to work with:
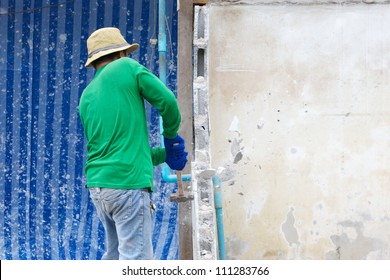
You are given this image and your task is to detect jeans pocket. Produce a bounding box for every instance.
[100,189,130,203]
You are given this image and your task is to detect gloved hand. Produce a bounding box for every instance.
[164,135,188,170]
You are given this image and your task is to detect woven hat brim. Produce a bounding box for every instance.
[85,43,139,67]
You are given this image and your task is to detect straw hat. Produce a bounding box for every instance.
[85,27,139,67]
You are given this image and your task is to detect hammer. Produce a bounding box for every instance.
[170,170,194,202]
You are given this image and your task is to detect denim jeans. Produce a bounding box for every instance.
[89,187,153,260]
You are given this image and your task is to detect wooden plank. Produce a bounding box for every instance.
[177,0,195,260]
[193,0,208,4]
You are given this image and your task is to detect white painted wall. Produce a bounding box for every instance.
[206,2,390,259]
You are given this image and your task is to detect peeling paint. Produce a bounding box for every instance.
[216,165,236,182]
[228,115,240,133]
[326,221,385,259]
[281,208,300,247]
[226,232,249,260]
[246,190,267,220]
[230,138,244,164]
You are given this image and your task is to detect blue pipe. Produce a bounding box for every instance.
[212,175,227,260]
[158,0,167,85]
[158,0,191,183]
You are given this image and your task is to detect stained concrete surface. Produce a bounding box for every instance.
[207,3,390,259]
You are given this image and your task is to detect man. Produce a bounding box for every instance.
[78,27,187,260]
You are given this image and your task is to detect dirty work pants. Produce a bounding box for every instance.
[89,188,153,260]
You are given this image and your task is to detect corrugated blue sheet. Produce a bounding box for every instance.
[0,0,180,260]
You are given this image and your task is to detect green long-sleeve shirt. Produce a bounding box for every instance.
[79,57,181,190]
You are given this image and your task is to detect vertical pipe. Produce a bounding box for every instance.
[158,0,190,182]
[158,0,171,180]
[158,0,167,85]
[212,176,227,260]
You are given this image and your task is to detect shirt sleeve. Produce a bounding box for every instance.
[136,63,181,139]
[150,147,166,166]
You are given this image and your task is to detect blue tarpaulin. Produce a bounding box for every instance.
[0,0,180,260]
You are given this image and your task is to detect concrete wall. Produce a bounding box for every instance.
[206,2,390,259]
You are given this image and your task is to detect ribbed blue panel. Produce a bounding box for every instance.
[0,0,179,260]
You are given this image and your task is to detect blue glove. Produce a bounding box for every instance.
[164,135,188,170]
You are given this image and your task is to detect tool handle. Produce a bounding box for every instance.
[177,170,184,196]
